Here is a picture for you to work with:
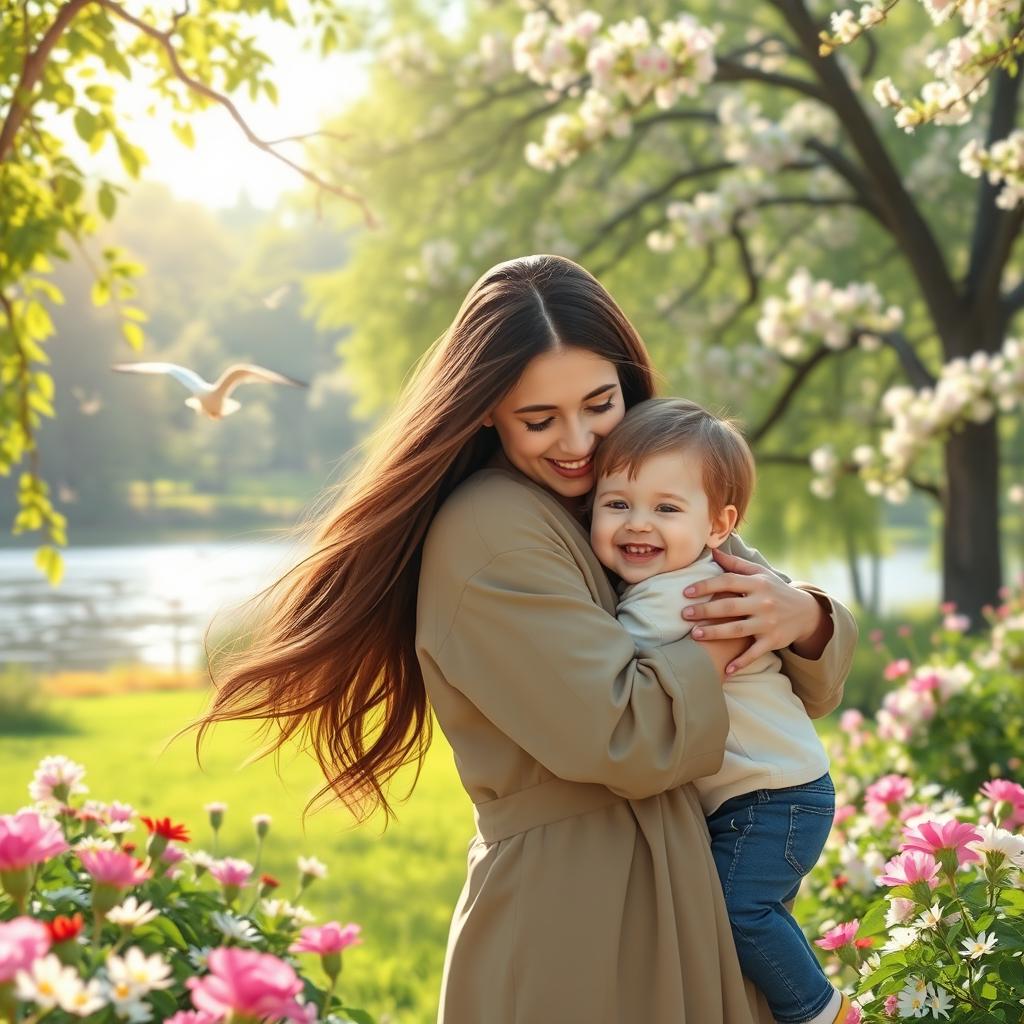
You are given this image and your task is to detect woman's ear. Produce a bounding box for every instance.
[482,414,494,428]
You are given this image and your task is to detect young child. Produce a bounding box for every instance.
[590,397,853,1024]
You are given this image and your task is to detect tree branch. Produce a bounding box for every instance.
[0,0,94,163]
[755,451,943,500]
[715,56,826,101]
[750,345,834,444]
[94,0,376,226]
[577,161,734,260]
[873,330,936,389]
[772,0,963,339]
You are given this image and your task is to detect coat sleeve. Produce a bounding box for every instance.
[722,533,858,719]
[424,542,731,800]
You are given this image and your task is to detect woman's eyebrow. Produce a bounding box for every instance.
[513,383,617,414]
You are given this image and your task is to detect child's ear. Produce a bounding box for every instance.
[708,505,738,548]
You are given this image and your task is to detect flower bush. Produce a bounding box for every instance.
[0,760,371,1023]
[800,583,1024,1021]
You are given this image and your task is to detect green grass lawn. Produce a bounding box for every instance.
[0,690,472,1024]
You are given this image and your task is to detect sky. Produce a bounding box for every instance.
[64,5,372,210]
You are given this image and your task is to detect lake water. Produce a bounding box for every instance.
[1,539,945,672]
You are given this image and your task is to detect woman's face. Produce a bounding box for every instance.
[483,346,625,499]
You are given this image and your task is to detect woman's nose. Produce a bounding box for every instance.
[562,418,593,457]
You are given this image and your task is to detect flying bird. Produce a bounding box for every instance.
[111,361,308,420]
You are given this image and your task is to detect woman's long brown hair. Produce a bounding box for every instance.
[180,254,656,824]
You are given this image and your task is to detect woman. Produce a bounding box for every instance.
[192,254,856,1023]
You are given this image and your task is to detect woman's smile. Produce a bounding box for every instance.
[546,453,595,478]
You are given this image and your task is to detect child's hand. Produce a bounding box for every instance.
[682,548,826,674]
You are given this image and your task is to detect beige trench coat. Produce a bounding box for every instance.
[415,460,857,1024]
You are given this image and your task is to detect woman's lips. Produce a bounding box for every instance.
[546,453,594,479]
[618,544,663,564]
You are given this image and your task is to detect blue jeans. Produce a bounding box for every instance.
[706,773,836,1024]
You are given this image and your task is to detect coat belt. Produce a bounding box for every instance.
[473,777,623,842]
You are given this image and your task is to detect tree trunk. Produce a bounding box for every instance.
[942,417,1002,626]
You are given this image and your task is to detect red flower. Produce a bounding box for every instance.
[46,913,85,943]
[854,938,873,949]
[123,843,137,854]
[260,874,280,888]
[140,816,191,843]
[832,874,848,890]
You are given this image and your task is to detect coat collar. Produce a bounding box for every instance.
[481,450,619,612]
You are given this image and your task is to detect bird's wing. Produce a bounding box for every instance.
[215,364,308,397]
[111,362,211,394]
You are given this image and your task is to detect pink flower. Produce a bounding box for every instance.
[897,624,912,637]
[209,858,253,887]
[907,672,940,693]
[0,917,51,983]
[814,919,859,950]
[107,802,134,823]
[839,710,864,733]
[884,658,911,681]
[940,601,957,615]
[878,850,941,888]
[900,820,982,867]
[161,845,186,865]
[865,774,913,823]
[869,628,884,644]
[980,778,1024,827]
[166,1014,218,1024]
[0,811,69,870]
[78,849,152,888]
[884,993,899,1016]
[186,947,308,1023]
[844,1006,862,1024]
[943,613,970,632]
[834,804,857,828]
[290,922,362,955]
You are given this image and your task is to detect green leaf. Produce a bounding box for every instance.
[34,546,64,585]
[171,121,195,148]
[337,1009,375,1024]
[858,898,889,937]
[122,321,144,350]
[98,183,117,220]
[73,107,96,142]
[91,279,111,307]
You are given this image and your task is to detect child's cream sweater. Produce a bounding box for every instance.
[616,548,830,815]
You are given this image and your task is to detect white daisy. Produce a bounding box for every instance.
[960,930,998,959]
[107,896,159,929]
[210,911,262,943]
[105,947,173,1002]
[882,925,919,952]
[14,954,81,1009]
[58,976,107,1017]
[298,855,327,879]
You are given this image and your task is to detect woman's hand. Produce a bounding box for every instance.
[683,547,829,675]
[697,634,750,682]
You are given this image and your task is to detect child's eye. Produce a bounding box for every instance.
[525,418,554,432]
[656,504,681,513]
[603,500,628,510]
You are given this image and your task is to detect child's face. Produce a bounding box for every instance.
[590,448,737,585]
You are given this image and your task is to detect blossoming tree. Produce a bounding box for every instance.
[318,0,1024,624]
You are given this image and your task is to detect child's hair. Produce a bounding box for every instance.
[593,397,756,524]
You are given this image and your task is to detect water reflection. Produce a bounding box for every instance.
[1,541,301,671]
[2,539,947,673]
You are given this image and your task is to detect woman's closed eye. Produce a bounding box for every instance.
[523,399,617,432]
